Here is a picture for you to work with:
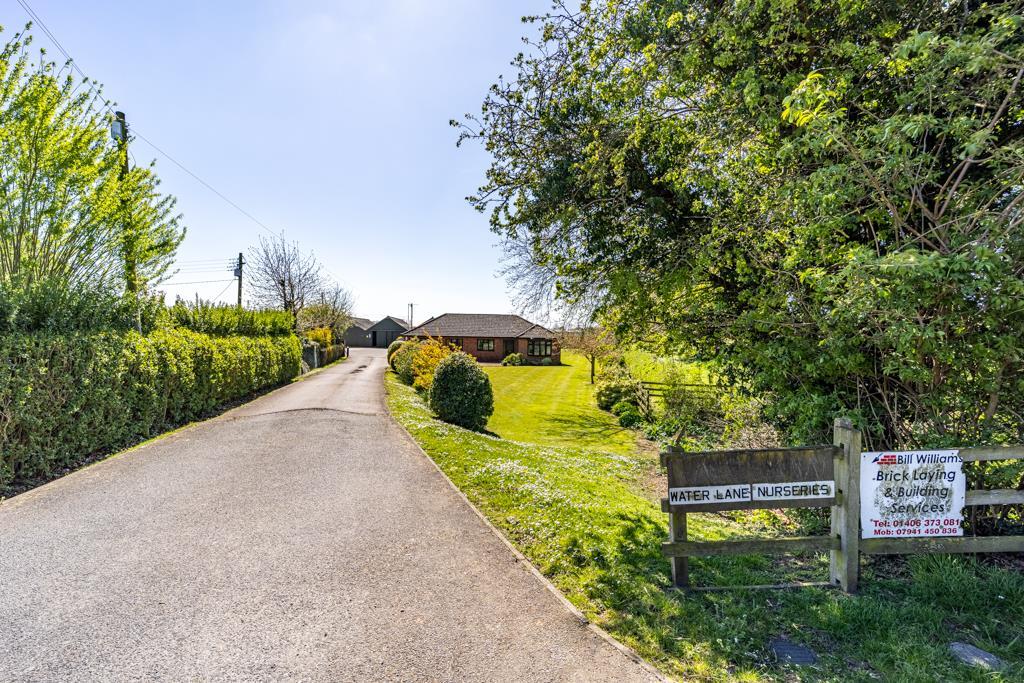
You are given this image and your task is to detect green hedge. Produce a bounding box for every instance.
[0,329,301,487]
[167,301,295,337]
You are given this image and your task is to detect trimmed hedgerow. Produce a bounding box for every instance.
[429,352,494,431]
[0,329,301,487]
[167,300,294,337]
[387,339,404,365]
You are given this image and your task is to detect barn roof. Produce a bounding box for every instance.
[367,316,410,331]
[347,317,374,330]
[404,313,556,339]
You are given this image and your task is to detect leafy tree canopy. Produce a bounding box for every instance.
[461,0,1024,449]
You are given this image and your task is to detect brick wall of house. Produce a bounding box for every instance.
[410,335,560,364]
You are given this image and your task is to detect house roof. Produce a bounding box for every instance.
[347,317,374,330]
[367,315,410,331]
[404,313,556,339]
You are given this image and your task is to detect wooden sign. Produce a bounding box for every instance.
[662,446,837,512]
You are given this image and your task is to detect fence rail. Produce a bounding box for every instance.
[661,419,1024,593]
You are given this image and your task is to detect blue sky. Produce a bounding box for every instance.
[1,1,550,323]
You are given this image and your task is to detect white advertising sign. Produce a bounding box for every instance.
[860,450,965,539]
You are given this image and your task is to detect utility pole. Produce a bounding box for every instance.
[408,303,415,328]
[111,111,141,331]
[234,252,244,308]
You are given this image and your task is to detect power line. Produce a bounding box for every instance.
[15,0,282,240]
[161,278,235,286]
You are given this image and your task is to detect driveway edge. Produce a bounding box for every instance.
[384,398,672,683]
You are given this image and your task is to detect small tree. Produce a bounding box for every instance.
[297,283,354,341]
[247,235,323,318]
[560,326,615,384]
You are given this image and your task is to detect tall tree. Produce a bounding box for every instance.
[0,27,183,301]
[461,1,1024,448]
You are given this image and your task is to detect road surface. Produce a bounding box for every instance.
[0,348,657,682]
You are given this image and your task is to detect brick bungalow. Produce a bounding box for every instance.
[402,313,560,364]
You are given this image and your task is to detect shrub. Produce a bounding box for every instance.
[0,329,301,488]
[610,400,634,417]
[305,326,332,348]
[429,352,494,430]
[618,407,644,429]
[392,340,422,383]
[412,339,455,392]
[387,339,404,364]
[540,357,553,366]
[595,377,640,411]
[501,352,525,366]
[168,300,294,336]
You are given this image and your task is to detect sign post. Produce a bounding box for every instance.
[829,418,861,592]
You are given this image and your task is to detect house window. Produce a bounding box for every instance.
[447,338,462,349]
[528,339,552,356]
[477,338,495,352]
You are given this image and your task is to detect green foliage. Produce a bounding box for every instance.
[428,352,494,431]
[167,300,294,337]
[305,326,332,347]
[595,376,639,412]
[0,284,165,333]
[501,352,525,366]
[0,27,183,304]
[464,0,1024,450]
[392,339,422,383]
[610,400,633,417]
[617,407,644,429]
[0,329,301,487]
[411,338,455,392]
[539,357,553,366]
[386,339,404,364]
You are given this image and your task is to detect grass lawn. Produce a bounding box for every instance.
[483,350,639,456]
[385,370,1024,682]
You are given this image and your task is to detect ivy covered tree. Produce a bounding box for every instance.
[0,26,184,331]
[460,0,1024,449]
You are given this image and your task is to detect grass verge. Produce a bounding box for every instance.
[385,371,1024,682]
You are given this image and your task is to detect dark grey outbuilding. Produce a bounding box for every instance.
[366,316,409,348]
[343,317,374,347]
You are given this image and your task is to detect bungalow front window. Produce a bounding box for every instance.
[528,339,552,356]
[477,338,495,351]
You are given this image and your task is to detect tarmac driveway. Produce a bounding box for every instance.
[0,348,657,682]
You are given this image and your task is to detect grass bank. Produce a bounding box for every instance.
[385,359,1024,681]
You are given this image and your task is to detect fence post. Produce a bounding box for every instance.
[830,417,862,592]
[670,510,689,588]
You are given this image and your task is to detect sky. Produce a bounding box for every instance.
[0,0,551,324]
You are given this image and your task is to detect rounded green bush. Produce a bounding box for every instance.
[392,340,421,383]
[387,339,404,364]
[618,408,644,429]
[610,400,634,416]
[540,357,553,366]
[429,352,494,431]
[501,352,525,366]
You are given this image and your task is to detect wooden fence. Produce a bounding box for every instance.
[661,418,1024,592]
